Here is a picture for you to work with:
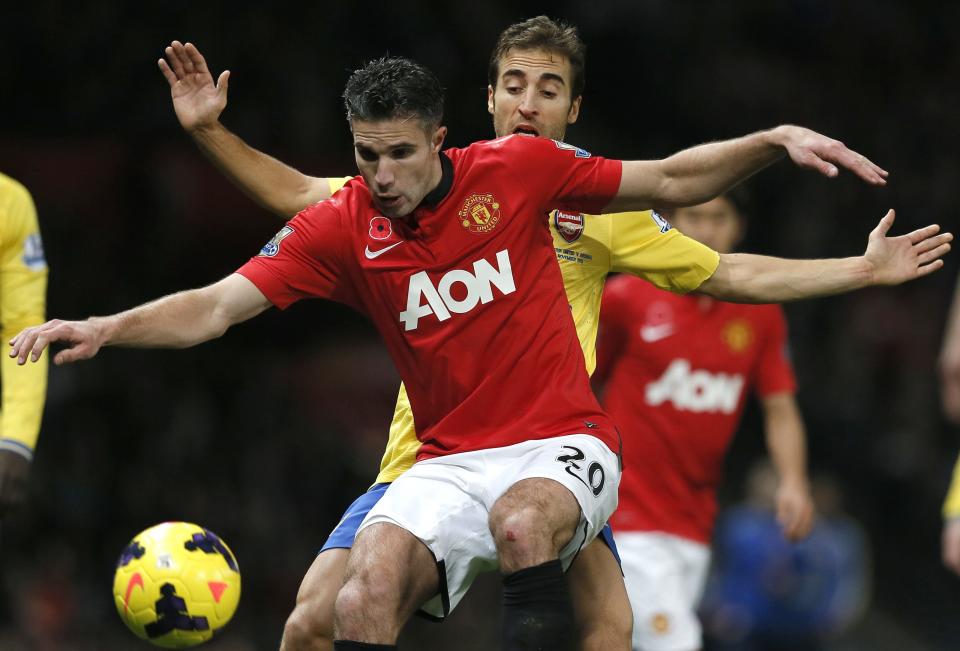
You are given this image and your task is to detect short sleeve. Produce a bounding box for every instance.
[755,306,797,397]
[237,199,357,310]
[610,210,720,293]
[507,135,622,215]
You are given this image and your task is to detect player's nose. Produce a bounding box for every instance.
[374,161,395,188]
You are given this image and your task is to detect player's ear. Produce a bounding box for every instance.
[487,85,495,115]
[431,125,448,153]
[567,95,582,125]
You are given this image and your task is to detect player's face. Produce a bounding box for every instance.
[669,196,745,254]
[351,118,448,218]
[488,48,582,142]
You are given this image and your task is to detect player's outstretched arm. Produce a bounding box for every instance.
[605,125,887,212]
[8,274,271,366]
[159,41,331,218]
[762,393,815,542]
[698,210,951,302]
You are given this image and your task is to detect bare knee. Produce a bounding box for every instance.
[282,602,333,651]
[490,479,580,574]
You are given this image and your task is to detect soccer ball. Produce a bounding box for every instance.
[112,522,241,648]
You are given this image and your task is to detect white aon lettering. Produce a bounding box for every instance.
[645,359,745,414]
[399,249,517,331]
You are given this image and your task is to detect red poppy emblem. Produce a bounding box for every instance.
[369,216,393,240]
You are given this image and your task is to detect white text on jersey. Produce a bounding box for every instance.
[399,249,516,331]
[645,359,744,414]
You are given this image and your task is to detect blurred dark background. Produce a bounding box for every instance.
[1,1,958,649]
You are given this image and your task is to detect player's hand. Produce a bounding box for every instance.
[8,318,105,366]
[0,450,30,518]
[773,125,889,186]
[776,479,815,542]
[943,518,960,575]
[158,41,229,132]
[863,210,952,285]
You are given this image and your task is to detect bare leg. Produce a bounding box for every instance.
[489,477,581,573]
[279,548,348,651]
[489,477,582,650]
[333,522,439,644]
[569,538,633,651]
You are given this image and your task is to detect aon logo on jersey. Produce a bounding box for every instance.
[646,359,745,414]
[400,249,516,331]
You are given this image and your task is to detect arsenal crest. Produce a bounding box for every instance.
[459,193,502,234]
[554,210,585,243]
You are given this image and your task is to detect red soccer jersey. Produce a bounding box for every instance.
[238,135,623,460]
[597,275,796,543]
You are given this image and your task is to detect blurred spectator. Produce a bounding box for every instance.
[702,462,870,650]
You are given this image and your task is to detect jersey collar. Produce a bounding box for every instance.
[419,152,454,208]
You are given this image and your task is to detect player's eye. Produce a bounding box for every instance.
[357,148,378,162]
[392,148,412,159]
[506,85,523,95]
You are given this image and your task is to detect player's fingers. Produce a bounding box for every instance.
[917,242,951,266]
[872,209,896,237]
[165,44,187,79]
[216,70,230,96]
[184,42,209,74]
[916,259,946,277]
[174,41,195,74]
[804,152,839,178]
[907,223,942,245]
[54,344,90,366]
[915,232,952,254]
[158,58,179,87]
[843,150,888,185]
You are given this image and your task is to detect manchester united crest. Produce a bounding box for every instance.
[722,319,754,353]
[459,193,501,234]
[553,210,585,243]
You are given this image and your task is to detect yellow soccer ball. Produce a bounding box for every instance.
[112,522,241,648]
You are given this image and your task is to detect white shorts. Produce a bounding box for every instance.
[359,434,620,619]
[615,531,711,651]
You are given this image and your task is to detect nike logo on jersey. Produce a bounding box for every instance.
[639,323,675,342]
[646,359,744,414]
[400,249,517,331]
[365,241,404,259]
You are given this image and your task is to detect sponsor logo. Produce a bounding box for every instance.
[259,226,294,257]
[651,210,672,233]
[122,572,144,613]
[646,359,745,414]
[552,140,592,158]
[368,216,393,240]
[400,249,516,331]
[364,241,404,259]
[459,193,502,234]
[639,323,675,343]
[553,210,585,243]
[23,233,47,270]
[722,319,753,353]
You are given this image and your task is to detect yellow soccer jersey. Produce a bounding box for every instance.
[0,173,48,460]
[944,454,960,519]
[373,208,719,484]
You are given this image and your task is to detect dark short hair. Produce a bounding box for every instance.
[488,16,586,99]
[343,57,444,128]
